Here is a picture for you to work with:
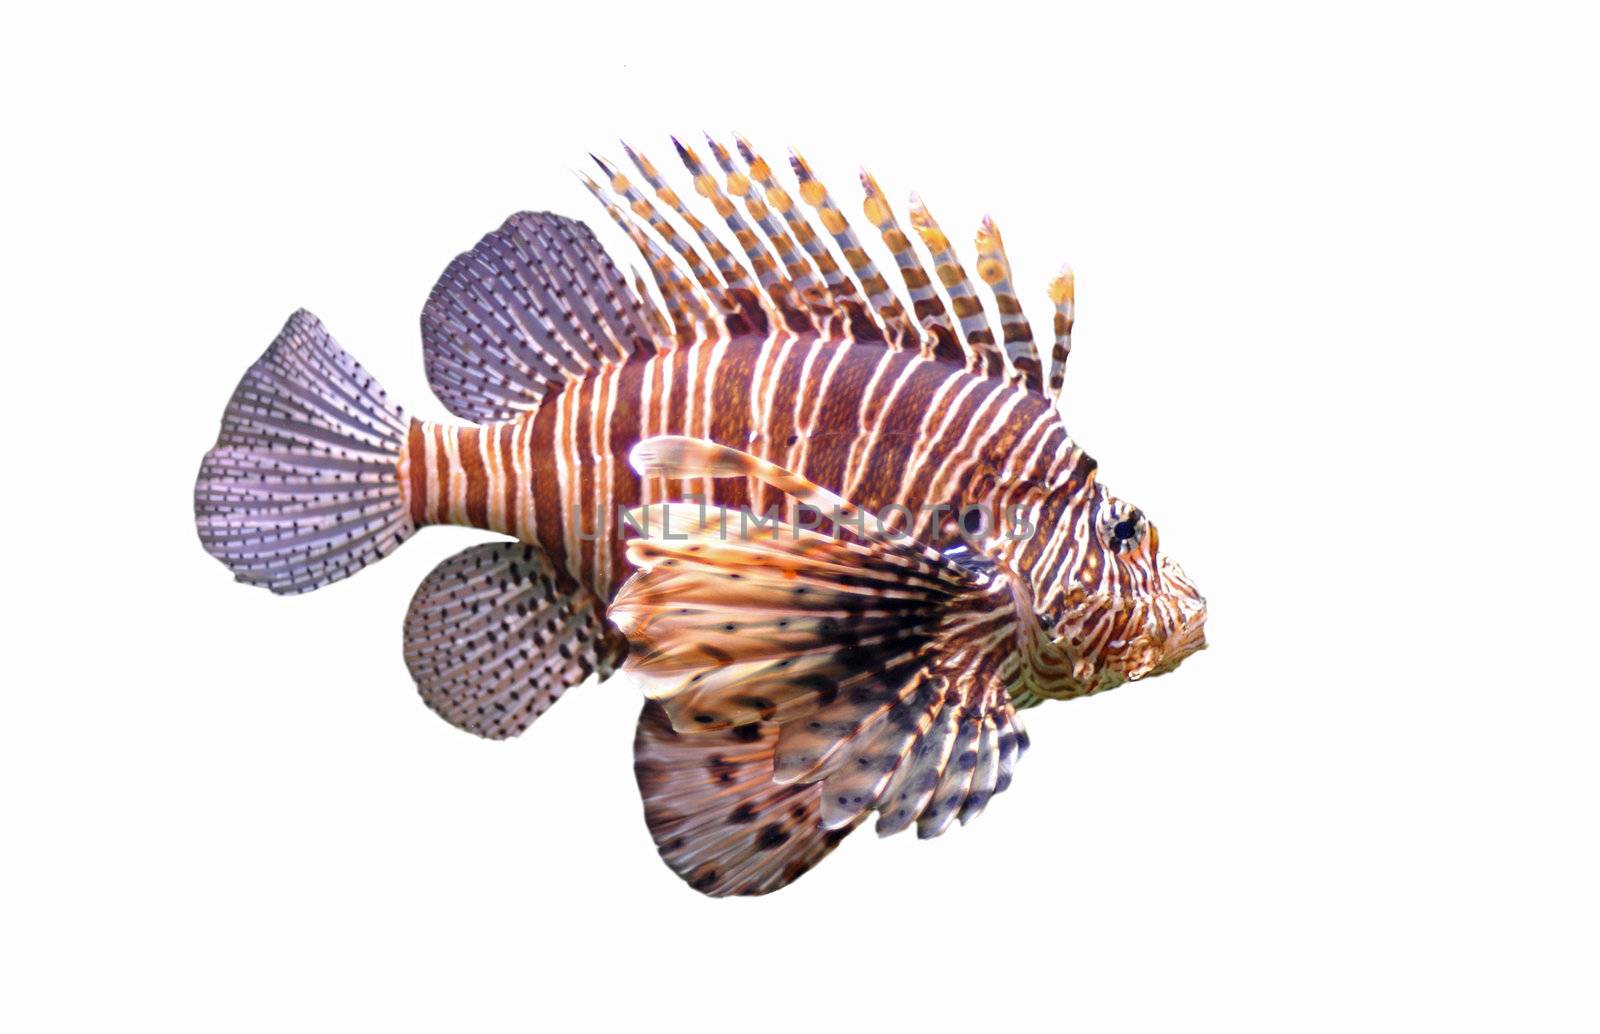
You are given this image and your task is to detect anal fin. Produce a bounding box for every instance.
[403,542,622,739]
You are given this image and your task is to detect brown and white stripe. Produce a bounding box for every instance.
[403,138,1203,699]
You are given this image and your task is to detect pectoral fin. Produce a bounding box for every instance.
[610,438,1033,895]
[633,701,859,897]
[609,501,962,734]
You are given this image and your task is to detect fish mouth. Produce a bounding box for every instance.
[1117,599,1207,683]
[1171,603,1208,655]
[1150,556,1206,677]
[1044,585,1207,695]
[1146,607,1207,678]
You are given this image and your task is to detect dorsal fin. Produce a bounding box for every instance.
[591,153,757,340]
[860,169,964,364]
[630,265,672,341]
[706,136,824,300]
[566,138,1076,407]
[789,150,916,348]
[733,135,879,341]
[672,140,791,302]
[735,136,853,298]
[578,172,712,348]
[421,212,654,422]
[621,141,770,336]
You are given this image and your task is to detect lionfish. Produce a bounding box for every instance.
[194,137,1207,896]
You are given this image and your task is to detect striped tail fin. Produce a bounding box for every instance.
[194,310,416,595]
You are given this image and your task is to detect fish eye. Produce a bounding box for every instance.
[1098,502,1146,554]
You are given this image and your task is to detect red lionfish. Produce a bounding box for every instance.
[195,137,1207,896]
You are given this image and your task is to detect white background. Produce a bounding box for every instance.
[4,2,1596,1030]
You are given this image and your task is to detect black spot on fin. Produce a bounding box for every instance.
[633,701,862,896]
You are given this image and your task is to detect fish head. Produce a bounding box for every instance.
[1033,481,1207,696]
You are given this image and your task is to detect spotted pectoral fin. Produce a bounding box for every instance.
[607,500,975,735]
[634,701,861,897]
[609,473,1032,892]
[403,542,623,740]
[803,667,1028,841]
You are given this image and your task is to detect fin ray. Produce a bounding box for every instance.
[790,149,916,347]
[975,215,1044,392]
[907,194,1006,379]
[1047,265,1076,402]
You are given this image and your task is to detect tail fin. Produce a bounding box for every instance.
[195,310,415,595]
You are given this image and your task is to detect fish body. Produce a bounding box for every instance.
[404,331,1067,617]
[196,139,1206,895]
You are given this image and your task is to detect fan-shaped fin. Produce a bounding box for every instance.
[992,708,1030,795]
[770,658,929,786]
[916,709,982,839]
[612,492,1029,850]
[874,700,961,836]
[609,501,956,733]
[403,542,622,739]
[420,212,652,422]
[195,310,414,595]
[957,715,1003,825]
[814,676,944,830]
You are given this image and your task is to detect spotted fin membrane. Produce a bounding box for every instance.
[611,438,1030,894]
[634,703,859,897]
